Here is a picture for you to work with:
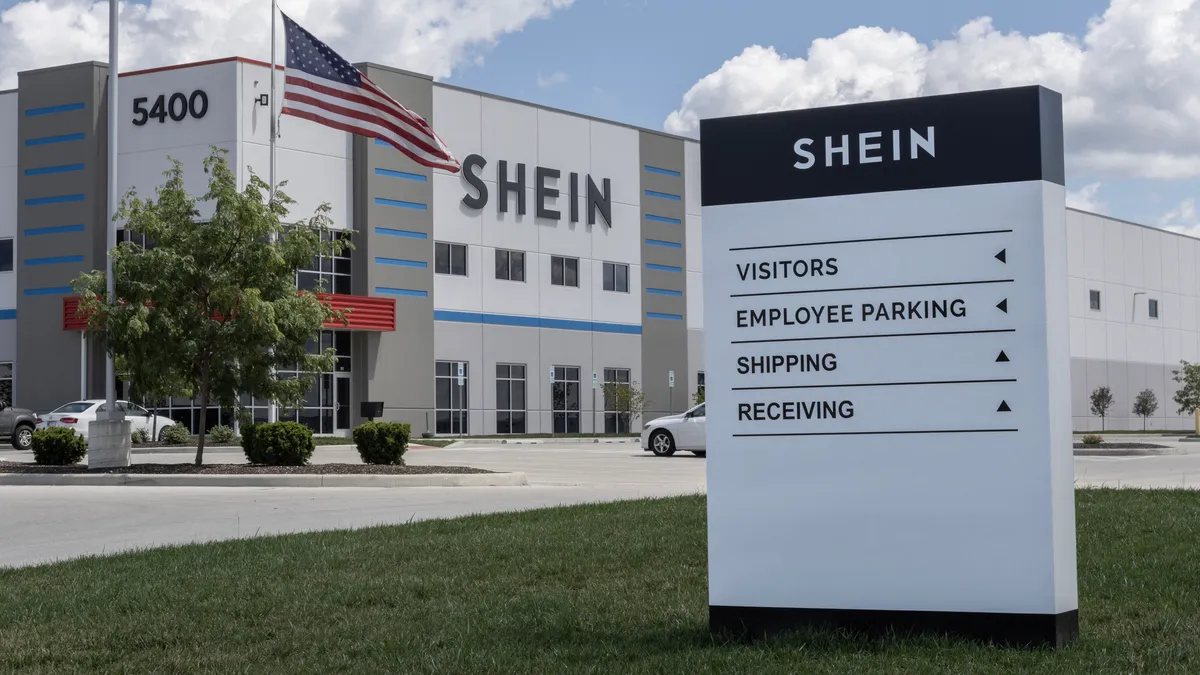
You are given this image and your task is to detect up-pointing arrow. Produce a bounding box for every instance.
[996,350,1010,362]
[996,299,1008,313]
[997,400,1012,412]
[995,249,1007,264]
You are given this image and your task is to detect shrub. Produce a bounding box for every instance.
[353,421,411,465]
[131,428,149,445]
[1080,434,1104,445]
[242,421,314,466]
[160,424,190,446]
[32,428,87,466]
[209,425,236,444]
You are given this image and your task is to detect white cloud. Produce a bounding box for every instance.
[1159,198,1200,238]
[536,70,567,88]
[0,0,574,88]
[1066,182,1106,213]
[665,0,1200,181]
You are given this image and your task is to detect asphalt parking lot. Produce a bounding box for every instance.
[0,436,1197,569]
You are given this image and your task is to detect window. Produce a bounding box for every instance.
[296,230,352,295]
[697,372,705,399]
[271,330,353,435]
[0,239,12,273]
[117,229,156,250]
[603,262,629,293]
[496,364,527,434]
[435,242,468,276]
[435,360,469,434]
[602,367,632,433]
[1089,289,1101,312]
[495,249,525,282]
[0,362,11,406]
[552,366,581,433]
[551,256,579,287]
[1149,298,1159,319]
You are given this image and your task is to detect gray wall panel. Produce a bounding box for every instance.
[1071,357,1192,431]
[350,65,436,427]
[639,131,689,418]
[15,62,107,412]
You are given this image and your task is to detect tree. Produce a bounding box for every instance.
[1132,388,1159,431]
[74,147,347,465]
[692,388,705,405]
[1172,361,1200,417]
[602,381,650,433]
[1089,385,1114,430]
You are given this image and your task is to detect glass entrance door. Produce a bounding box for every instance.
[335,374,351,434]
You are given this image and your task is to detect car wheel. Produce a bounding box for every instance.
[691,451,706,457]
[12,424,33,451]
[157,426,168,442]
[649,430,676,457]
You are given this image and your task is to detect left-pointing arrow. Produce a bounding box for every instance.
[995,249,1007,264]
[996,299,1008,313]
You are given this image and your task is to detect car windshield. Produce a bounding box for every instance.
[692,404,705,417]
[51,402,93,414]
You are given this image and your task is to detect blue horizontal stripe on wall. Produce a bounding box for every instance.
[645,238,682,249]
[25,163,85,176]
[645,214,682,225]
[25,194,84,206]
[375,168,427,182]
[24,255,84,266]
[23,286,74,297]
[375,197,427,211]
[646,288,683,297]
[25,133,85,146]
[24,224,85,236]
[647,312,683,321]
[375,257,427,268]
[644,189,681,201]
[374,227,427,239]
[433,310,642,335]
[376,287,428,298]
[644,165,681,177]
[646,263,682,273]
[0,309,15,320]
[25,102,85,116]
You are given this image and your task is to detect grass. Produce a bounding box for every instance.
[1,491,1199,673]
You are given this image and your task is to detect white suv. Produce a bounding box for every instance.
[641,402,706,457]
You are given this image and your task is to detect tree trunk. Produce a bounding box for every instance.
[195,376,210,466]
[152,400,159,445]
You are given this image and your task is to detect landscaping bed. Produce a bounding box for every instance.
[0,461,491,475]
[1072,442,1167,450]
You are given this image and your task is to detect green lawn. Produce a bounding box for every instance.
[2,491,1199,673]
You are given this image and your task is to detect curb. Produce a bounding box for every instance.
[0,472,528,488]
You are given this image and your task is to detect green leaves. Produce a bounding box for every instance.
[72,146,349,445]
[1172,361,1200,416]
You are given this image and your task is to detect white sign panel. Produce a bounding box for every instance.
[700,87,1077,646]
[669,370,675,389]
[457,362,464,386]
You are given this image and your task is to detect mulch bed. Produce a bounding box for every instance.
[1073,442,1167,450]
[0,462,492,475]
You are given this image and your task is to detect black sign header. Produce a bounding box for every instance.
[700,86,1064,207]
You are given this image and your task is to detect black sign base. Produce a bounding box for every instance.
[710,605,1078,648]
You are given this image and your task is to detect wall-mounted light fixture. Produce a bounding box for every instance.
[256,94,270,107]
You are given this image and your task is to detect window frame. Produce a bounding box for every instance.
[551,365,581,433]
[1149,298,1159,319]
[436,242,468,277]
[602,367,632,433]
[1089,289,1101,312]
[551,255,580,288]
[494,249,526,283]
[602,261,629,293]
[495,363,527,434]
[0,238,13,273]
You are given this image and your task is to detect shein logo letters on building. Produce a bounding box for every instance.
[793,127,936,169]
[460,154,613,227]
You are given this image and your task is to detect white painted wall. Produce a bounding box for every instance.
[0,90,16,360]
[1068,208,1200,430]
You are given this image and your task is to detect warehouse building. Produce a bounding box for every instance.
[0,56,1193,433]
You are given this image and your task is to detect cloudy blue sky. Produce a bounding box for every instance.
[1,0,1196,233]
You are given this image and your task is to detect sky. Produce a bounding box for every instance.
[1,0,1198,236]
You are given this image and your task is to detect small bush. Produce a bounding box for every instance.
[208,425,236,444]
[130,428,149,445]
[160,424,190,446]
[242,421,314,466]
[353,421,411,465]
[1081,434,1104,445]
[32,428,87,466]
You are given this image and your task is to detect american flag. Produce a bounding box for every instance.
[280,13,460,173]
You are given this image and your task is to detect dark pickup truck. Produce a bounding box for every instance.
[0,402,37,450]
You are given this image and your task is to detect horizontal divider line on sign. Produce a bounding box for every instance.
[733,429,1020,437]
[731,278,1014,298]
[728,229,1014,252]
[731,328,1016,345]
[733,378,1018,391]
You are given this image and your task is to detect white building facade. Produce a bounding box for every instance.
[0,55,1191,433]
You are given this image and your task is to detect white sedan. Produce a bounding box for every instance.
[38,400,177,442]
[641,402,706,457]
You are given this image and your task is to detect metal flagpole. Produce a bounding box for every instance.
[267,0,279,424]
[105,0,119,421]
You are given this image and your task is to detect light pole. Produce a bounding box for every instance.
[104,0,120,423]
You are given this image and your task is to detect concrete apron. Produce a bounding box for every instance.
[0,472,529,488]
[87,419,132,469]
